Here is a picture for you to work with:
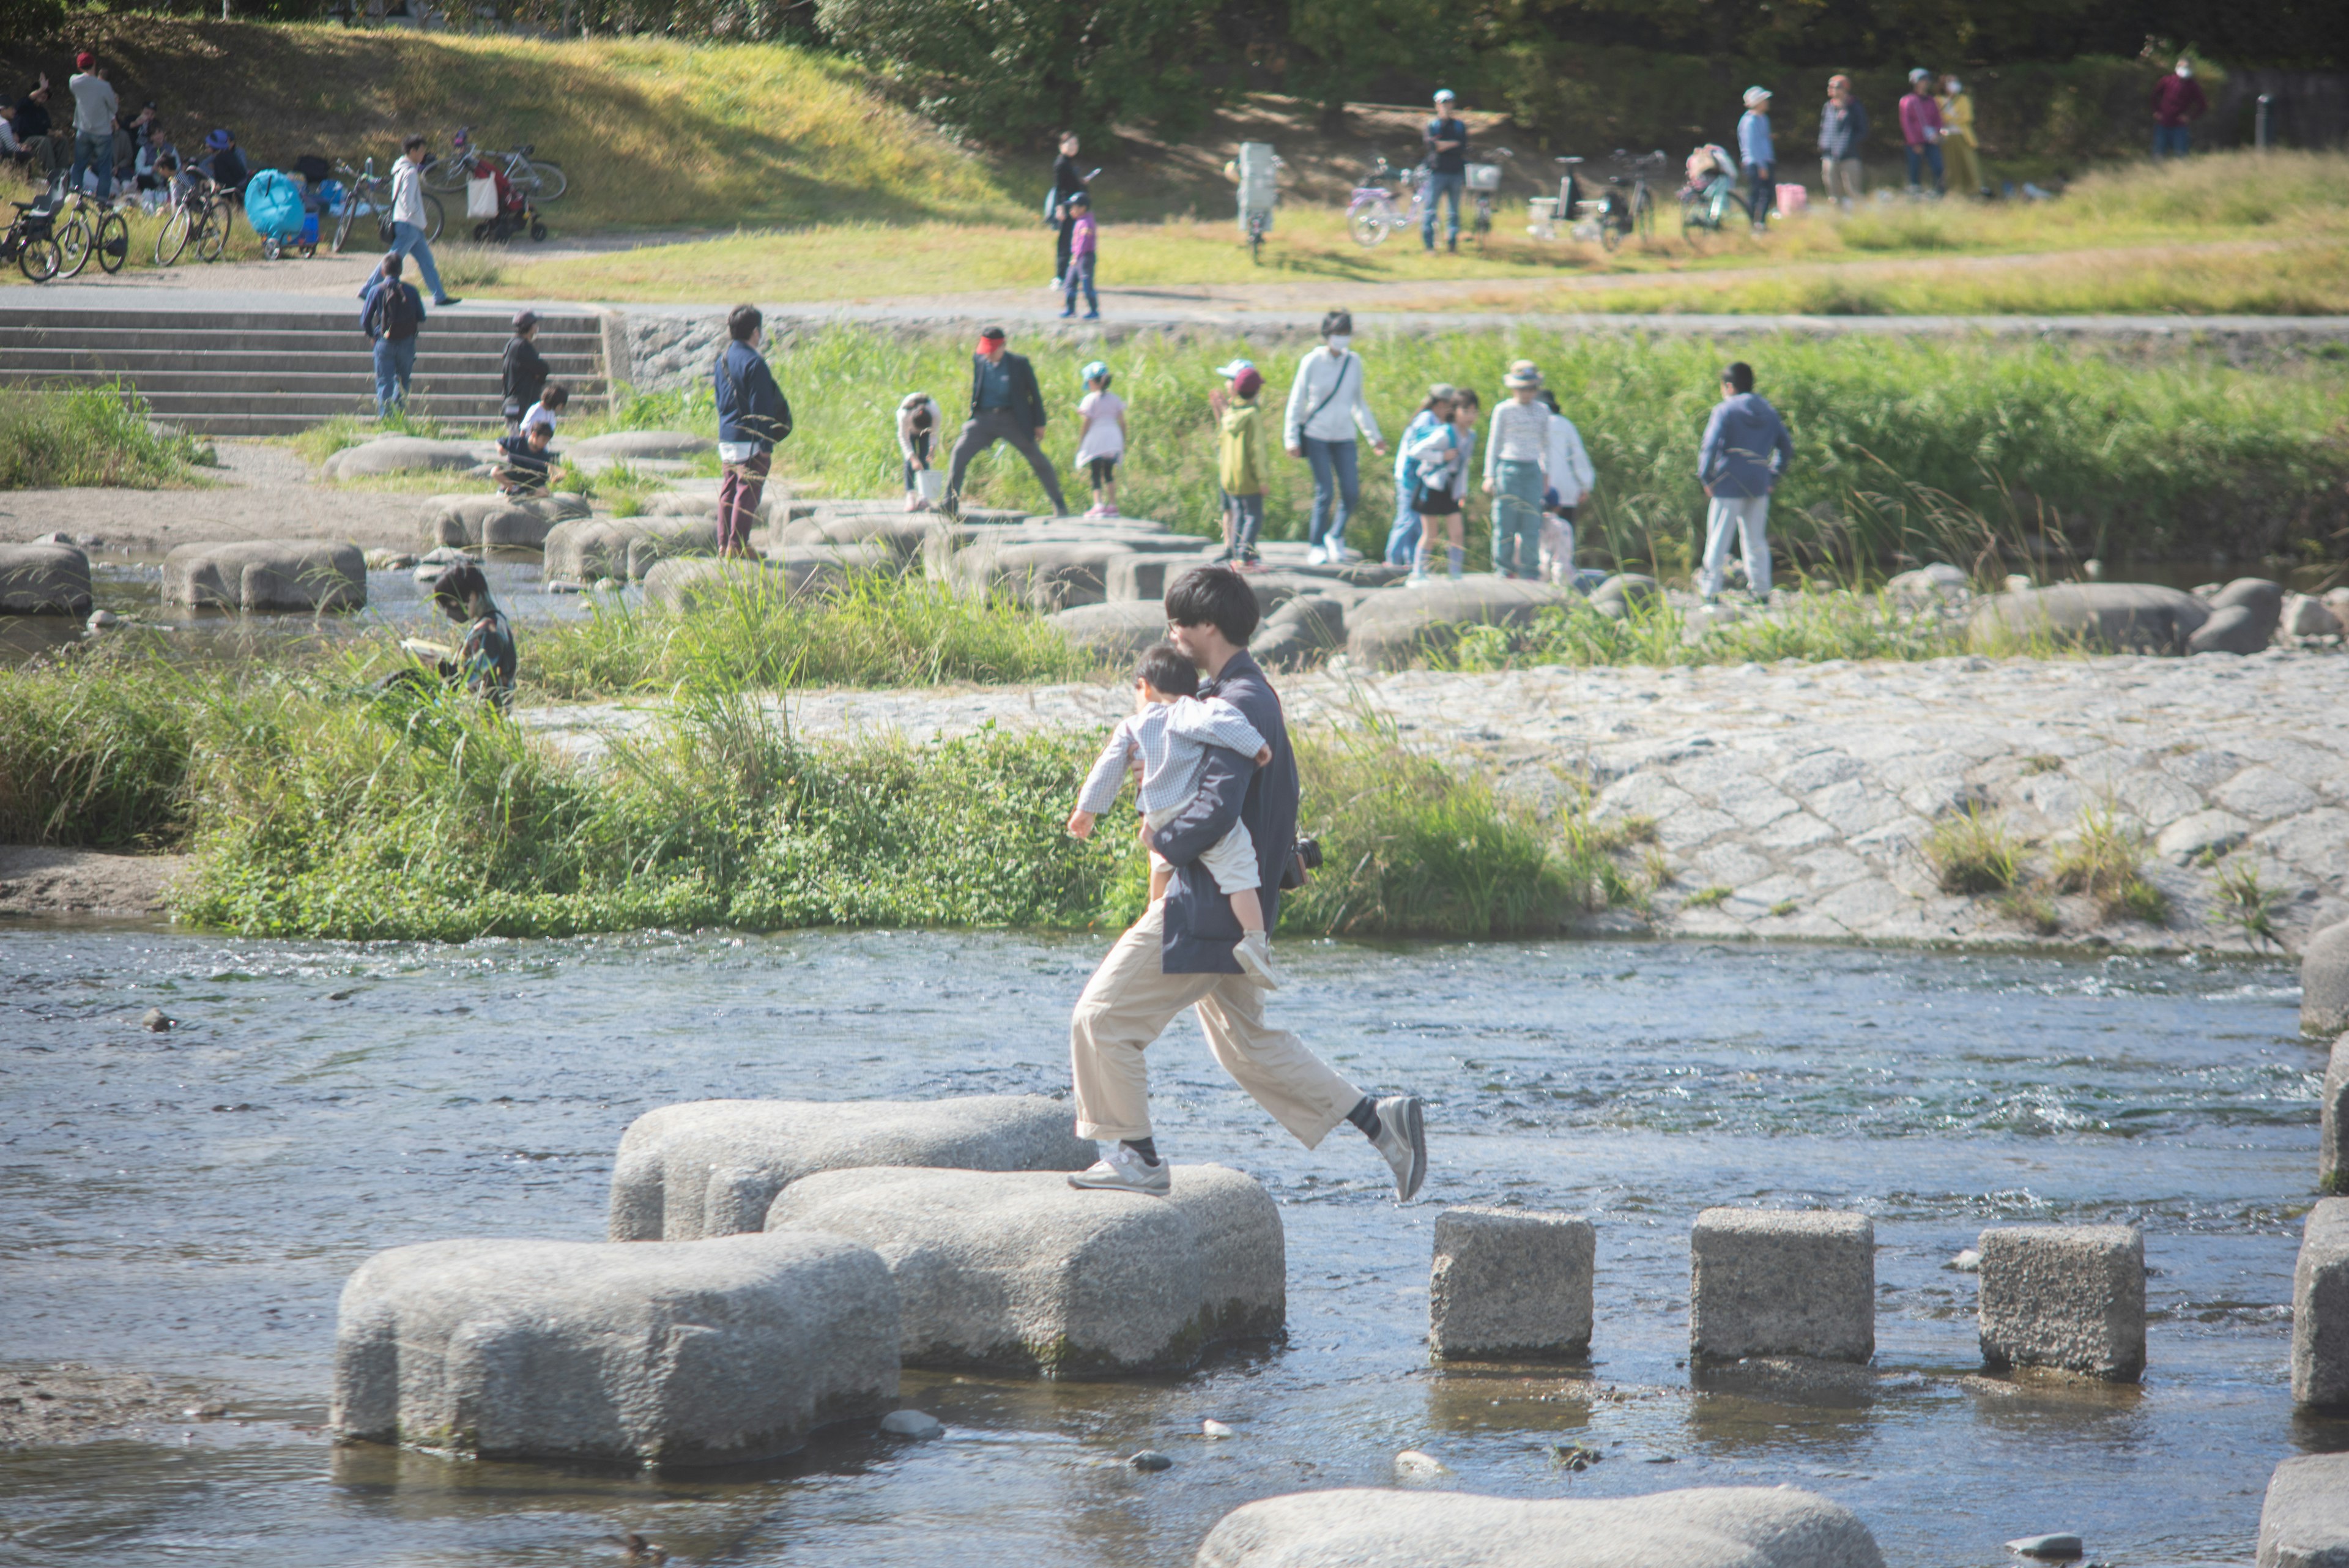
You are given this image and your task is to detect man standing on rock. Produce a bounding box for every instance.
[1065,564,1429,1202]
[1696,360,1794,604]
[944,326,1069,518]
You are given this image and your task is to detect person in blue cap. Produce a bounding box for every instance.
[1422,89,1469,252]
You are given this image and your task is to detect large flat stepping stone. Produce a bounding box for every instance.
[1346,578,1570,670]
[764,1164,1285,1376]
[1045,600,1168,662]
[609,1094,1089,1241]
[0,541,92,615]
[1970,583,2211,656]
[322,436,488,480]
[566,430,716,462]
[2257,1454,2349,1568]
[163,541,365,612]
[544,517,718,587]
[640,547,888,612]
[332,1230,897,1466]
[1193,1485,1886,1568]
[420,492,589,551]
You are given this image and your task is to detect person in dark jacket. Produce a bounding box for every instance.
[713,302,792,558]
[1048,130,1088,286]
[943,325,1070,518]
[501,310,549,433]
[1696,360,1795,603]
[2150,58,2206,158]
[1817,74,1868,210]
[358,253,426,417]
[1063,565,1430,1202]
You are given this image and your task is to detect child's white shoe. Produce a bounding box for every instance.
[1234,931,1280,989]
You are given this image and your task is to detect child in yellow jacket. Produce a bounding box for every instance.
[1211,358,1267,571]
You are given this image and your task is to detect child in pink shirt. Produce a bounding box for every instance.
[1061,191,1099,321]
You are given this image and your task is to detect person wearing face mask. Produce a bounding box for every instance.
[714,303,794,559]
[1938,75,1985,199]
[2150,58,2205,160]
[1283,310,1387,565]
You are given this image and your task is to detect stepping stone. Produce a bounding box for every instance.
[332,1231,897,1466]
[162,541,365,612]
[420,492,587,551]
[1192,1484,1887,1568]
[2323,1034,2348,1196]
[2293,1198,2349,1411]
[2306,921,2349,1039]
[608,1094,1089,1242]
[1045,600,1170,663]
[322,436,487,480]
[763,1164,1284,1375]
[1345,577,1570,670]
[1976,1224,2146,1382]
[1969,583,2211,656]
[640,547,888,612]
[2256,1454,2349,1568]
[1429,1207,1594,1362]
[0,541,92,615]
[566,429,716,462]
[543,517,718,587]
[1689,1208,1874,1365]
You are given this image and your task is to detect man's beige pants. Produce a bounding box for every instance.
[1070,904,1362,1148]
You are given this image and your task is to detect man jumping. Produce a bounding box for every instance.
[1065,565,1430,1200]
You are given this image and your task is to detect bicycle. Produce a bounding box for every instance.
[2,199,63,282]
[49,187,130,278]
[332,157,443,253]
[1464,148,1512,242]
[1529,156,1656,252]
[1347,155,1421,248]
[427,127,566,203]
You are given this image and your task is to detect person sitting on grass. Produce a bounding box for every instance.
[384,561,517,712]
[197,127,247,200]
[519,381,567,440]
[495,420,559,498]
[1067,641,1280,990]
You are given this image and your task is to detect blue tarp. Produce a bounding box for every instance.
[243,168,305,240]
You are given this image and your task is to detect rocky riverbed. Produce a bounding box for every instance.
[519,649,2349,955]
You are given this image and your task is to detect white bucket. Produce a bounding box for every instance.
[915,468,945,503]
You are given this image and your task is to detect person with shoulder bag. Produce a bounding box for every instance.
[713,303,793,558]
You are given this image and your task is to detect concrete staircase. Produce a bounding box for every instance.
[0,302,608,437]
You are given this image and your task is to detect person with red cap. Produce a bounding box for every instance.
[66,52,119,204]
[1209,359,1267,569]
[944,327,1069,518]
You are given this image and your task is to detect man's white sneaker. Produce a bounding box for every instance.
[1234,931,1280,989]
[1067,1142,1172,1195]
[1304,544,1326,565]
[1368,1094,1427,1202]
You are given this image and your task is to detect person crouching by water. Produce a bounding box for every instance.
[494,418,560,498]
[714,303,793,559]
[383,561,517,710]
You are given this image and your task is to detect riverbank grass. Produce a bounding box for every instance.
[0,385,207,488]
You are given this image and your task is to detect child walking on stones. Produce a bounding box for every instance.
[1210,360,1267,570]
[1074,360,1125,518]
[1061,191,1099,321]
[1068,642,1280,990]
[898,391,941,511]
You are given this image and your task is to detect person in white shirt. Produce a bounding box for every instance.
[1481,360,1551,579]
[519,382,568,439]
[1539,388,1595,585]
[1282,310,1387,564]
[1073,359,1127,518]
[388,133,459,307]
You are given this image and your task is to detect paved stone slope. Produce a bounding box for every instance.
[518,650,2349,953]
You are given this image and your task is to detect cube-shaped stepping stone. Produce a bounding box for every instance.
[607,1094,1091,1241]
[1428,1207,1594,1362]
[332,1231,897,1466]
[1690,1208,1874,1365]
[163,541,366,612]
[2323,1035,2348,1195]
[763,1164,1284,1376]
[1193,1485,1887,1568]
[2257,1454,2349,1568]
[1976,1224,2146,1382]
[2293,1198,2349,1410]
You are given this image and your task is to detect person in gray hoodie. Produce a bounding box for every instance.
[65,53,118,203]
[1696,360,1795,603]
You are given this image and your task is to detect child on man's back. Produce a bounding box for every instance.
[1067,642,1279,987]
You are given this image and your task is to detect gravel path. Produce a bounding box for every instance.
[519,650,2349,955]
[0,440,427,556]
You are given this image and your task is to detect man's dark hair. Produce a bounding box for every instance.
[1723,361,1755,394]
[541,383,569,409]
[1165,565,1259,647]
[728,303,762,341]
[1320,308,1353,337]
[1135,642,1200,697]
[403,133,426,155]
[382,253,403,277]
[431,560,491,619]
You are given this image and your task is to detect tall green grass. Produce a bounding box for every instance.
[0,385,204,488]
[733,328,2347,573]
[3,645,1637,941]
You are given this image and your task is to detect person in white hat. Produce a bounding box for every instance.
[1737,86,1776,234]
[1482,361,1551,580]
[1899,68,1945,195]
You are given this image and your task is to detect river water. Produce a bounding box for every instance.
[2,927,2340,1567]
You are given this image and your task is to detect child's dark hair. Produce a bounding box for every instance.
[430,560,492,619]
[1163,565,1259,647]
[1538,388,1560,412]
[540,384,570,410]
[1135,643,1199,697]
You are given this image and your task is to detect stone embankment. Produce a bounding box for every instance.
[521,650,2349,956]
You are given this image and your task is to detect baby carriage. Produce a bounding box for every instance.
[466,155,547,243]
[242,167,316,260]
[1679,143,1739,239]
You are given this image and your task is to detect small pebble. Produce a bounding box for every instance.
[2006,1533,2084,1560]
[1129,1449,1173,1471]
[878,1408,943,1440]
[86,609,120,630]
[1393,1449,1447,1478]
[1201,1419,1234,1438]
[141,1008,174,1033]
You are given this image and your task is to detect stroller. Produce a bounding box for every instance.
[466,155,547,243]
[243,167,316,260]
[1679,143,1739,239]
